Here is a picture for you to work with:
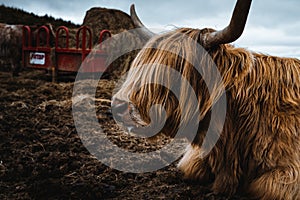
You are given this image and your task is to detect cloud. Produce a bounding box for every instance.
[236,26,300,57]
[1,0,299,58]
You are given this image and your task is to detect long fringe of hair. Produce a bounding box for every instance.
[118,28,300,138]
[116,27,300,198]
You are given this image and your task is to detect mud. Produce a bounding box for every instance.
[0,69,251,199]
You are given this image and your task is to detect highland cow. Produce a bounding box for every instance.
[0,23,23,76]
[112,1,300,199]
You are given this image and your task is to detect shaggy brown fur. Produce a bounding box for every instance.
[0,23,23,75]
[113,28,300,199]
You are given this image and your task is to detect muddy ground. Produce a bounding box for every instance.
[0,69,251,199]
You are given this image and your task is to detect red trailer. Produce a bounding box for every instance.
[22,25,111,80]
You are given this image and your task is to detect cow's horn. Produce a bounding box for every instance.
[203,0,252,48]
[45,23,56,38]
[130,4,155,41]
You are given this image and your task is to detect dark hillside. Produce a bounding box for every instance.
[0,4,79,27]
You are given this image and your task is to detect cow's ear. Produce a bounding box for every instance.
[130,4,156,41]
[198,28,216,49]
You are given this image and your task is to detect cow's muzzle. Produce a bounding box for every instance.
[111,98,140,133]
[111,97,167,137]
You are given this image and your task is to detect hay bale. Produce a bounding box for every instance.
[82,7,135,35]
[82,7,147,77]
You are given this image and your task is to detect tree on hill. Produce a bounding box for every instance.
[0,4,79,28]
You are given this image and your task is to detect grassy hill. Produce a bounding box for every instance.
[0,4,79,28]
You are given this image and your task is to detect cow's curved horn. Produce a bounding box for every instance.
[45,23,56,38]
[203,0,252,48]
[130,4,155,40]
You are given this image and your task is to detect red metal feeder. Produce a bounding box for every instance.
[22,25,111,80]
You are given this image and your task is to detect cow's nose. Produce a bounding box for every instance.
[111,98,129,122]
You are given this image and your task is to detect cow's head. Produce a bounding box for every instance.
[112,0,252,138]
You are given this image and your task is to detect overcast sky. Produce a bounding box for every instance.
[1,0,300,58]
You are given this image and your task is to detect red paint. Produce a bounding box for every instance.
[22,25,52,69]
[22,25,111,73]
